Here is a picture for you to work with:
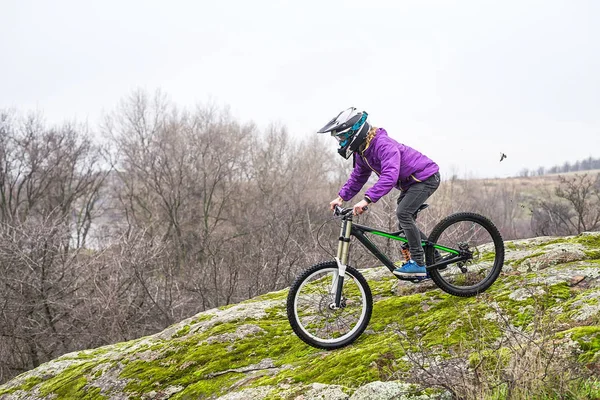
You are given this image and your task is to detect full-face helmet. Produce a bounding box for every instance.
[317,107,370,159]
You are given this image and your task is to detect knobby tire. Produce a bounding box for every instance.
[426,212,504,297]
[286,261,373,350]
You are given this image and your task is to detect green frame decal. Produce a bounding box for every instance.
[369,230,460,255]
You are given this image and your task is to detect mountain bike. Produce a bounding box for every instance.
[286,205,505,349]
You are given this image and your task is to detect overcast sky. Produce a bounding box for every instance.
[2,0,599,178]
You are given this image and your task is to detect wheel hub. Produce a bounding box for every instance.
[322,296,346,311]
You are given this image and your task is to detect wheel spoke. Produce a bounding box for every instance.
[288,264,372,347]
[428,214,504,296]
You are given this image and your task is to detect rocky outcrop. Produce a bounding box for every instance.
[1,233,599,400]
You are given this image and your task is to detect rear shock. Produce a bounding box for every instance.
[401,242,411,263]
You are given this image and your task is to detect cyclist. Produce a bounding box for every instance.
[318,107,440,280]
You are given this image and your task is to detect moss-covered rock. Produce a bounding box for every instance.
[1,233,599,400]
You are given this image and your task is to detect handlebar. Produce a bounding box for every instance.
[333,205,368,217]
[333,205,352,216]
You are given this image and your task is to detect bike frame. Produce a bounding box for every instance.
[332,211,470,307]
[352,223,464,272]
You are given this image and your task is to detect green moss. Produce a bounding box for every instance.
[585,250,600,260]
[170,373,245,399]
[547,282,572,300]
[558,326,600,363]
[251,305,411,388]
[263,384,353,400]
[247,290,498,392]
[58,345,115,361]
[422,300,500,347]
[572,233,600,248]
[37,361,107,399]
[24,375,44,390]
[253,289,288,302]
[553,288,600,323]
[264,344,390,387]
[585,297,599,306]
[0,375,44,396]
[366,275,397,297]
[116,312,316,398]
[510,251,545,266]
[173,325,191,339]
[189,313,214,325]
[478,252,498,263]
[492,283,573,328]
[539,237,569,247]
[486,274,523,294]
[370,293,424,331]
[263,386,305,400]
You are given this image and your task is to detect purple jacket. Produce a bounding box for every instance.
[339,128,439,203]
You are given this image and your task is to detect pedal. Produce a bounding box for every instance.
[398,275,429,284]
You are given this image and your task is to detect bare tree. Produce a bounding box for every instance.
[0,111,107,381]
[555,173,600,233]
[531,173,600,236]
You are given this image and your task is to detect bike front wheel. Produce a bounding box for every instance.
[427,212,505,297]
[286,261,373,350]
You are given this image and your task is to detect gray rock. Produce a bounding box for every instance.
[204,324,266,344]
[509,287,546,301]
[216,386,273,400]
[361,266,392,282]
[521,265,600,288]
[0,388,44,400]
[349,381,416,400]
[301,383,349,400]
[206,358,277,379]
[574,304,600,321]
[517,243,587,273]
[143,385,184,400]
[571,292,600,321]
[156,299,284,340]
[88,364,130,399]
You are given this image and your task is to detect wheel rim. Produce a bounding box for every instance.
[432,219,500,290]
[293,267,368,344]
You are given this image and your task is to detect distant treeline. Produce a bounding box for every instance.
[520,156,600,177]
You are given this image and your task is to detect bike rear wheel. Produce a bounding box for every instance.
[426,212,504,297]
[287,261,372,350]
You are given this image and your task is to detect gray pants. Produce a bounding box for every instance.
[396,172,440,265]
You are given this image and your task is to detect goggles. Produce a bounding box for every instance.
[330,112,368,146]
[332,130,352,145]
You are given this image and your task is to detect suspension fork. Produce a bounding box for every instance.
[332,217,352,308]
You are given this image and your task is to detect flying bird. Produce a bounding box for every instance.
[500,153,507,162]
